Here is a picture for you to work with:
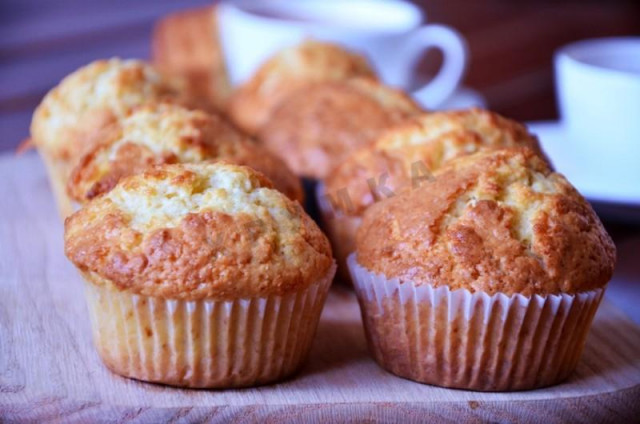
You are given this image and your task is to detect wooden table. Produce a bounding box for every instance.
[1,152,640,423]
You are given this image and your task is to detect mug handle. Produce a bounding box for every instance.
[396,24,468,108]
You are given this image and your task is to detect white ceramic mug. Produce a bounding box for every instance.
[218,0,468,108]
[555,37,640,198]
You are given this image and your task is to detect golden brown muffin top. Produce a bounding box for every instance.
[151,6,231,110]
[30,58,188,161]
[66,102,303,203]
[226,40,377,135]
[356,148,616,296]
[325,108,544,217]
[65,162,333,300]
[259,78,422,179]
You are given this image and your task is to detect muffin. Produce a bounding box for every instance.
[227,40,377,135]
[320,108,544,283]
[64,162,335,388]
[349,147,615,391]
[152,6,230,110]
[30,58,189,218]
[67,102,303,204]
[259,77,422,180]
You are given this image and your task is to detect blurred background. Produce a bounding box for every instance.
[1,0,639,151]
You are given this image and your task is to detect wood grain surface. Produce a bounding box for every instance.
[1,152,639,423]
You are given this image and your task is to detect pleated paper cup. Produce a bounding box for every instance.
[348,254,605,391]
[83,263,336,388]
[39,153,76,220]
[316,183,361,285]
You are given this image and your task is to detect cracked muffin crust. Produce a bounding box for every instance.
[31,58,188,161]
[326,108,545,217]
[65,162,333,300]
[356,147,616,296]
[30,58,192,218]
[259,77,422,179]
[227,40,377,135]
[66,102,303,203]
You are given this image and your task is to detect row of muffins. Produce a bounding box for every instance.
[30,58,304,218]
[30,55,334,388]
[30,40,616,391]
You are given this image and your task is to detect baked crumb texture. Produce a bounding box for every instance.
[65,162,333,300]
[326,108,545,217]
[67,102,303,203]
[356,147,616,296]
[31,58,187,161]
[227,40,378,136]
[151,5,231,110]
[259,77,422,179]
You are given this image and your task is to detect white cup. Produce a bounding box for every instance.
[218,0,468,108]
[555,37,640,197]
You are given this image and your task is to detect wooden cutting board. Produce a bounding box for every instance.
[1,153,639,423]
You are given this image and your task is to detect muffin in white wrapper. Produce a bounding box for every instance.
[348,254,605,391]
[84,264,335,388]
[316,183,361,285]
[65,162,335,388]
[349,149,616,391]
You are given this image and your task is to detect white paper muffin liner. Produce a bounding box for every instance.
[347,254,605,391]
[316,183,361,284]
[40,153,76,220]
[84,263,336,388]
